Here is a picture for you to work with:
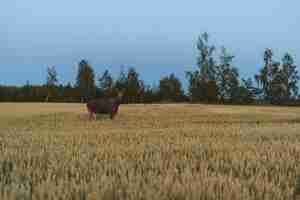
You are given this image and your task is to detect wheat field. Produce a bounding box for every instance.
[1,103,300,200]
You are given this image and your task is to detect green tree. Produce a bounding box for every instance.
[45,66,58,102]
[216,47,239,102]
[254,49,300,104]
[115,67,127,91]
[63,82,80,102]
[234,78,257,104]
[22,80,32,101]
[76,60,96,102]
[99,70,114,97]
[114,67,144,103]
[142,85,156,103]
[255,49,282,103]
[197,32,216,82]
[159,73,184,102]
[0,86,3,102]
[126,67,143,103]
[280,53,299,101]
[186,70,202,101]
[255,48,272,100]
[186,32,218,102]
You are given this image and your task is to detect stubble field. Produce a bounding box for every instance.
[1,103,300,200]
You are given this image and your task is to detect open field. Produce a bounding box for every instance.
[1,103,300,199]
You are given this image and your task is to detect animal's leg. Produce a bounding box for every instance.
[88,110,96,121]
[110,105,119,120]
[89,112,93,121]
[110,113,115,120]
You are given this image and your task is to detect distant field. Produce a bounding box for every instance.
[1,103,300,199]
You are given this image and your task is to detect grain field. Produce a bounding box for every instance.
[1,103,300,200]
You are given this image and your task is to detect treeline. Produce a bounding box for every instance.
[0,33,299,105]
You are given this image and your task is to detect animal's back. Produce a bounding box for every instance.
[87,98,115,114]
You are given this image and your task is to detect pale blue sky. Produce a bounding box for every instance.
[1,0,299,87]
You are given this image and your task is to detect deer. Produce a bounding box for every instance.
[86,90,124,120]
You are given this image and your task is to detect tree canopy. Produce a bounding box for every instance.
[0,32,299,105]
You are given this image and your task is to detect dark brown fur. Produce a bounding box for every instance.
[86,93,123,120]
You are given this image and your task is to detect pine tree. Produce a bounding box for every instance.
[159,73,184,102]
[186,32,218,102]
[280,53,299,101]
[99,70,114,97]
[255,49,282,103]
[76,60,96,102]
[216,47,239,102]
[46,66,58,102]
[126,67,143,103]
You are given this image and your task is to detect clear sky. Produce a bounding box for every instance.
[1,0,300,87]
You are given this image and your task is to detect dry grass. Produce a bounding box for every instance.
[1,103,300,199]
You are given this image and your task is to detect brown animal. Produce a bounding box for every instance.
[86,91,123,120]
